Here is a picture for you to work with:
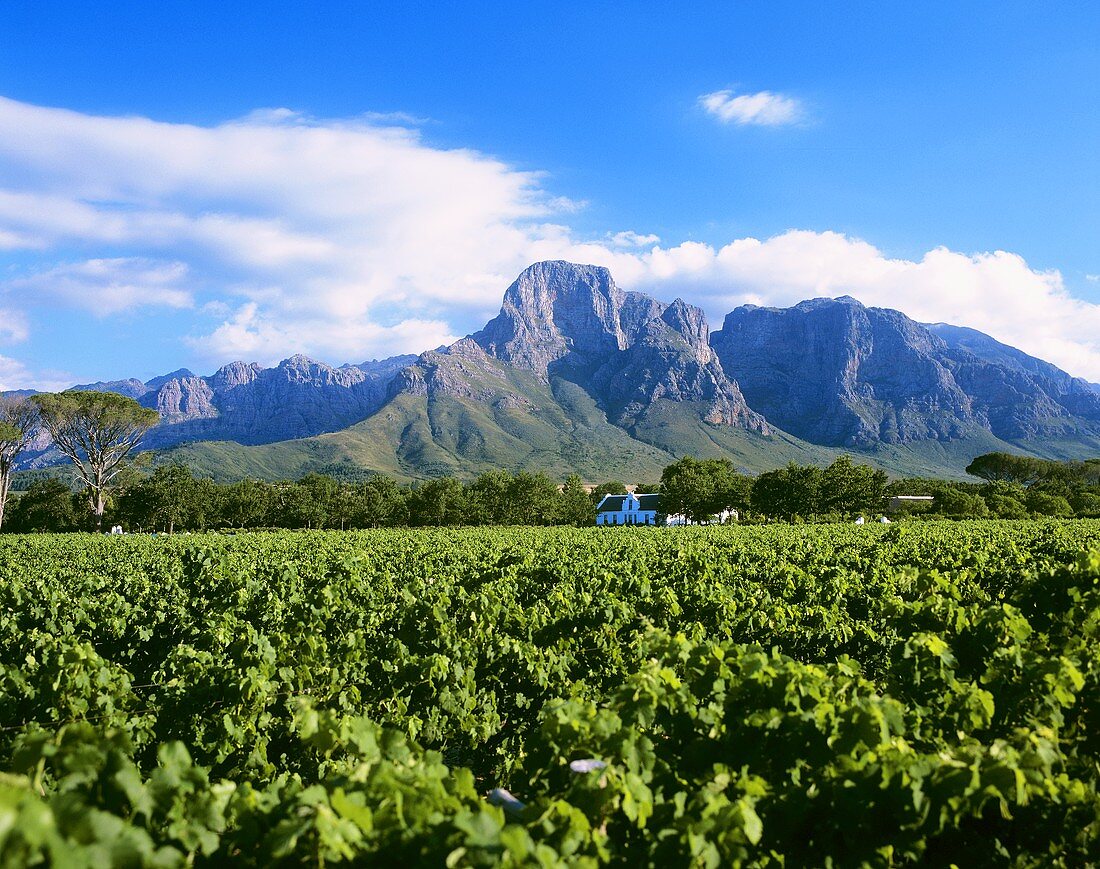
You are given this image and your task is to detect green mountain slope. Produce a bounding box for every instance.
[160,360,1044,483]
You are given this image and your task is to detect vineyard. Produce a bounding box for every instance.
[1,521,1100,865]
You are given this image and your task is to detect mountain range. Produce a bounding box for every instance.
[10,260,1100,481]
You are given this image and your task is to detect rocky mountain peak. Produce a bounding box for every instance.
[145,368,195,391]
[927,322,1100,434]
[275,355,367,386]
[473,260,637,372]
[210,361,262,391]
[660,298,710,349]
[70,377,148,399]
[712,295,974,446]
[12,261,1100,480]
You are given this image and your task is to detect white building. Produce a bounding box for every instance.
[664,508,738,526]
[595,493,738,526]
[886,495,935,512]
[595,493,660,526]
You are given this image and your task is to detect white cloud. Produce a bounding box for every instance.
[1087,274,1100,283]
[607,231,660,249]
[0,95,567,363]
[0,355,33,391]
[188,301,458,365]
[699,89,802,126]
[0,308,28,343]
[565,230,1100,381]
[1,96,1099,384]
[0,354,71,392]
[5,258,193,315]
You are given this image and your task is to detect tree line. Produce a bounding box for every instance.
[3,467,599,532]
[2,391,1099,533]
[6,451,1097,534]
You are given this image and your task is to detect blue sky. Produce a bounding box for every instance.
[1,1,1099,387]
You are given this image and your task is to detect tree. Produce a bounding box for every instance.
[282,474,340,528]
[356,475,408,528]
[589,481,627,505]
[327,484,360,530]
[660,456,749,523]
[965,452,1045,485]
[1069,490,1100,517]
[819,455,889,516]
[1025,490,1073,518]
[122,465,201,532]
[0,396,38,531]
[275,483,328,529]
[31,391,159,531]
[6,478,80,532]
[508,472,560,525]
[189,477,222,529]
[559,474,595,526]
[984,493,1028,519]
[935,487,990,518]
[751,463,823,520]
[707,461,753,520]
[409,478,467,526]
[220,479,274,528]
[466,470,515,524]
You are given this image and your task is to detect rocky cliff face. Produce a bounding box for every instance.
[144,355,420,447]
[71,378,149,400]
[472,260,664,372]
[711,296,1100,447]
[469,261,767,432]
[591,298,768,431]
[60,354,417,452]
[927,324,1100,437]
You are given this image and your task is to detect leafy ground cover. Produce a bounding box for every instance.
[1,521,1099,865]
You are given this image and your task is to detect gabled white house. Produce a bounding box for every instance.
[595,493,660,526]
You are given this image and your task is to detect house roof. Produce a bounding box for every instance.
[596,495,628,513]
[596,493,660,513]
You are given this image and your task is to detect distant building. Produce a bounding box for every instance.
[595,493,738,525]
[886,495,935,512]
[596,493,660,526]
[664,507,738,526]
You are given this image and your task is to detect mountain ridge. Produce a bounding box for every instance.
[7,261,1099,480]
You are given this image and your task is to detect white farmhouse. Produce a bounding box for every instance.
[595,493,660,526]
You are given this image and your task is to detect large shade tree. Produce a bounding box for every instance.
[751,462,824,521]
[31,391,159,531]
[123,464,202,533]
[819,455,889,516]
[0,396,40,531]
[965,452,1049,486]
[661,456,752,523]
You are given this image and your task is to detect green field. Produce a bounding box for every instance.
[2,522,1100,865]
